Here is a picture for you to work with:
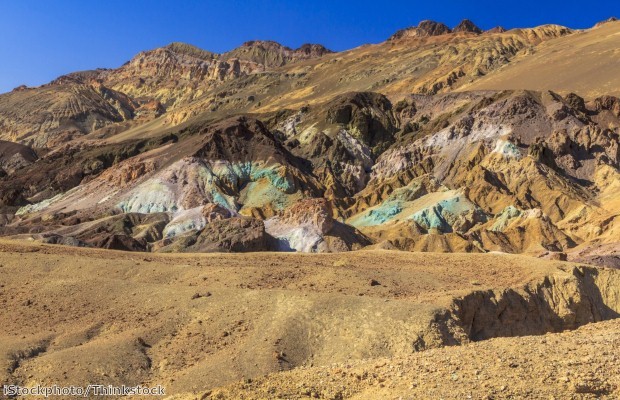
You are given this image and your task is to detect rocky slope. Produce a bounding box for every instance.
[0,40,332,148]
[0,19,618,266]
[0,82,139,147]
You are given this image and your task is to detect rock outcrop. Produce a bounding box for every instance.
[156,217,268,253]
[453,19,483,34]
[222,41,333,68]
[0,141,37,174]
[265,198,368,252]
[389,20,452,40]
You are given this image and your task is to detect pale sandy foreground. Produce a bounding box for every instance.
[0,240,619,399]
[177,320,620,400]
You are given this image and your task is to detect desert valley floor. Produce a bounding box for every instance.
[0,239,619,399]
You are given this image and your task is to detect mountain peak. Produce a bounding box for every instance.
[417,20,452,36]
[388,20,452,40]
[295,43,333,57]
[223,40,331,67]
[163,42,216,60]
[236,41,332,55]
[453,19,482,34]
[486,26,507,34]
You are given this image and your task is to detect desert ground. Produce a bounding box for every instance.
[185,320,620,399]
[1,239,619,399]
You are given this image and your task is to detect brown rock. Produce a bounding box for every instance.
[453,19,482,34]
[159,217,268,253]
[548,252,568,261]
[389,20,452,40]
[202,203,233,222]
[278,198,334,234]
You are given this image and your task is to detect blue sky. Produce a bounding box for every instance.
[0,0,618,94]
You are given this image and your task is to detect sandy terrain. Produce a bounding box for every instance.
[188,319,620,399]
[1,240,619,399]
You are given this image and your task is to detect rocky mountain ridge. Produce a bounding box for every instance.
[389,19,485,40]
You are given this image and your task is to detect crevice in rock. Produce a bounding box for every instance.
[7,338,52,375]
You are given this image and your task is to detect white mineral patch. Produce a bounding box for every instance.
[372,122,514,181]
[264,219,326,253]
[16,192,65,215]
[118,179,179,213]
[425,124,512,148]
[370,147,417,181]
[115,158,237,214]
[337,129,373,169]
[97,190,119,205]
[339,162,368,192]
[298,123,319,144]
[162,206,207,238]
[15,186,83,215]
[280,111,303,137]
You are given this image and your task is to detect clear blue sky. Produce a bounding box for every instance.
[0,0,618,94]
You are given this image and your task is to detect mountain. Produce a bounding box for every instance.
[453,19,483,34]
[0,40,333,147]
[0,19,618,268]
[389,20,453,39]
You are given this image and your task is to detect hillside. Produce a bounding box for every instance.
[462,20,620,97]
[0,19,618,267]
[183,319,620,399]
